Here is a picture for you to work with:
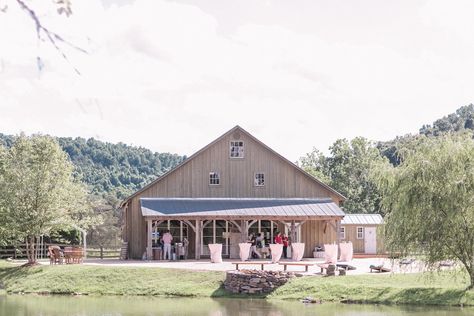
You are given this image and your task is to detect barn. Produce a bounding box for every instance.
[120,126,349,259]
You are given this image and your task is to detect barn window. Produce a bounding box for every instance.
[340,226,346,240]
[230,141,244,158]
[209,172,220,185]
[357,227,364,239]
[254,173,265,186]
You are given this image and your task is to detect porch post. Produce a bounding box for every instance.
[195,219,201,260]
[290,220,297,243]
[240,220,248,242]
[146,219,152,260]
[336,219,341,245]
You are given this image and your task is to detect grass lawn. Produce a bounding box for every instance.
[270,271,474,306]
[0,260,473,305]
[0,261,226,297]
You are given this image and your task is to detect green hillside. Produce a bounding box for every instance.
[0,134,185,200]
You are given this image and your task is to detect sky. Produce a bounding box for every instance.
[1,0,473,161]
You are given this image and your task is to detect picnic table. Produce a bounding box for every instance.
[64,247,84,264]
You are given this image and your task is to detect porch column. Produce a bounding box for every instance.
[240,220,248,242]
[195,219,201,260]
[146,219,152,260]
[290,220,297,243]
[336,219,341,245]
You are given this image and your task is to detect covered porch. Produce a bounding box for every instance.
[140,198,344,260]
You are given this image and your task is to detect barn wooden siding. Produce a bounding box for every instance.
[122,127,344,259]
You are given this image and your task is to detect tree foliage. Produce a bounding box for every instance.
[300,137,387,213]
[0,134,97,263]
[420,104,474,136]
[0,133,185,249]
[374,133,474,288]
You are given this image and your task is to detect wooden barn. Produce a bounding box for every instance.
[120,126,348,259]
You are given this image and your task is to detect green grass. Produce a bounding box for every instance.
[0,261,226,297]
[270,271,474,306]
[0,260,473,306]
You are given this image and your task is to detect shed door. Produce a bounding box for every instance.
[364,227,377,254]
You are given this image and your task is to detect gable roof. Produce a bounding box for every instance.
[140,198,345,218]
[120,125,346,207]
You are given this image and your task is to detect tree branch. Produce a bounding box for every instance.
[15,0,87,74]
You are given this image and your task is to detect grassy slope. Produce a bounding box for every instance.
[270,271,474,306]
[0,262,225,297]
[1,261,473,305]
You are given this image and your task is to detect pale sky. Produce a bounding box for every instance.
[1,0,473,161]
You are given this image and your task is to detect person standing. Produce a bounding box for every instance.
[162,230,173,260]
[274,231,283,244]
[282,234,289,259]
[249,233,261,259]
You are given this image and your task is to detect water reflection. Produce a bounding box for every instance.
[0,295,471,316]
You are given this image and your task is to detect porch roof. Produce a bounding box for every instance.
[140,198,345,219]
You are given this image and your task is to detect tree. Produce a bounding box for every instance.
[299,137,387,213]
[0,134,96,264]
[375,133,474,288]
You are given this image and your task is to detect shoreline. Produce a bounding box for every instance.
[0,261,473,306]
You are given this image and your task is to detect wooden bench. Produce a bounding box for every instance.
[278,262,314,272]
[232,261,272,270]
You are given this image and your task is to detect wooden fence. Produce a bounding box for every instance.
[0,244,120,260]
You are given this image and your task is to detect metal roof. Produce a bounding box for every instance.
[140,198,345,218]
[341,214,384,225]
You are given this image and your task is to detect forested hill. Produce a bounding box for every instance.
[378,104,474,165]
[0,134,186,199]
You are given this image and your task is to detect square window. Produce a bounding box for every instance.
[209,172,220,185]
[254,173,265,186]
[230,141,244,158]
[340,226,346,240]
[356,227,364,239]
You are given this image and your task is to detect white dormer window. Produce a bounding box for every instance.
[254,173,265,186]
[209,172,220,185]
[230,141,244,158]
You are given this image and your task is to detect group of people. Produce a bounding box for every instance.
[152,230,174,260]
[248,231,289,259]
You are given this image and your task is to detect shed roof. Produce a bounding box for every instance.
[140,198,345,219]
[341,214,384,225]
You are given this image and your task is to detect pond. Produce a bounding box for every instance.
[0,295,471,316]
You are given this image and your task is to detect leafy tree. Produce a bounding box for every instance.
[420,104,474,136]
[300,137,387,214]
[298,147,331,184]
[0,134,97,264]
[374,133,474,288]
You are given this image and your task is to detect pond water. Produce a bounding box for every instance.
[0,295,471,316]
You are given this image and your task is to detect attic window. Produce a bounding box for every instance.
[230,141,244,158]
[254,173,265,186]
[209,172,220,185]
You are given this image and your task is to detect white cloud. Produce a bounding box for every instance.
[1,0,474,160]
